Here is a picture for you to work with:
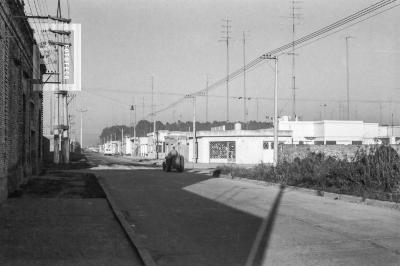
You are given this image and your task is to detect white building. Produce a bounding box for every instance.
[278,116,398,145]
[138,137,149,157]
[123,137,140,156]
[188,124,292,164]
[147,130,190,159]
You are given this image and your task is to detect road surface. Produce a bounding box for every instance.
[87,152,400,266]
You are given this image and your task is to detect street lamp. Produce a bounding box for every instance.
[130,105,136,139]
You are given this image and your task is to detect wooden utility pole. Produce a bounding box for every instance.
[77,109,87,149]
[243,31,247,125]
[346,36,352,120]
[193,96,197,163]
[205,77,209,122]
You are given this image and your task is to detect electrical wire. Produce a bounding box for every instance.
[150,0,399,116]
[26,0,57,73]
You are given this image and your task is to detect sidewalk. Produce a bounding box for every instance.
[0,172,143,266]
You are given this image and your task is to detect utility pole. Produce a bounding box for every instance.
[289,0,302,120]
[392,113,394,136]
[151,76,158,159]
[320,104,327,120]
[151,76,155,133]
[130,105,137,138]
[53,1,61,164]
[220,18,231,122]
[205,77,209,122]
[193,97,197,163]
[262,55,278,166]
[273,57,279,167]
[256,98,259,121]
[121,127,124,154]
[243,31,248,125]
[134,105,137,139]
[142,96,145,121]
[345,36,352,120]
[77,109,87,150]
[186,95,197,163]
[51,0,72,163]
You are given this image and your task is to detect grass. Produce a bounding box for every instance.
[218,145,400,203]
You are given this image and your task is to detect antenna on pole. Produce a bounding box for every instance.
[242,31,250,126]
[204,74,213,122]
[345,36,353,120]
[220,18,232,122]
[56,0,62,18]
[288,0,302,120]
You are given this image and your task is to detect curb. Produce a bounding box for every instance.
[221,174,400,211]
[96,176,157,266]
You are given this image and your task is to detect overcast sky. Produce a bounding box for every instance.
[39,0,400,146]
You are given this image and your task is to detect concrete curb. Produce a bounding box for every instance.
[96,176,157,266]
[221,174,400,211]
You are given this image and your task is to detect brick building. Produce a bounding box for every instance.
[0,0,44,203]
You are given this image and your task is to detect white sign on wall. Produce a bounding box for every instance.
[34,23,81,92]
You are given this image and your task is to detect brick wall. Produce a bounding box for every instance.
[0,0,43,203]
[279,144,400,163]
[0,13,8,202]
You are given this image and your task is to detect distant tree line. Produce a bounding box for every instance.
[99,120,273,141]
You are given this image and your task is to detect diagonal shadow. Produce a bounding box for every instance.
[245,184,286,266]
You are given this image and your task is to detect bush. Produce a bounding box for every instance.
[217,145,400,202]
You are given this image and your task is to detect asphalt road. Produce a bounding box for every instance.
[87,153,400,266]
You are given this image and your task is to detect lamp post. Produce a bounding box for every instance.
[130,105,136,138]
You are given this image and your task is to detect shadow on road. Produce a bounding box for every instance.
[97,167,285,266]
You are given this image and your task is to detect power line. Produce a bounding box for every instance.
[25,0,58,74]
[149,0,399,118]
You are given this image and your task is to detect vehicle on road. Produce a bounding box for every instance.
[104,147,113,156]
[163,155,185,172]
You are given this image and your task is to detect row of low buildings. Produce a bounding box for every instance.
[101,117,400,165]
[0,0,46,203]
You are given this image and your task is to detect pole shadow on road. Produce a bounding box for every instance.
[97,165,286,266]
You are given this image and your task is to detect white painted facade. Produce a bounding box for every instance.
[278,117,400,145]
[138,137,149,157]
[147,130,190,159]
[188,129,292,164]
[123,137,140,155]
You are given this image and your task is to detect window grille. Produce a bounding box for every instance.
[209,141,235,162]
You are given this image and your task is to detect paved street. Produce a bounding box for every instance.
[88,153,400,266]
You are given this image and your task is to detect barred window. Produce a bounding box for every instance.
[209,141,235,161]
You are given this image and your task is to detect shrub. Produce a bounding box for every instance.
[217,145,400,202]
